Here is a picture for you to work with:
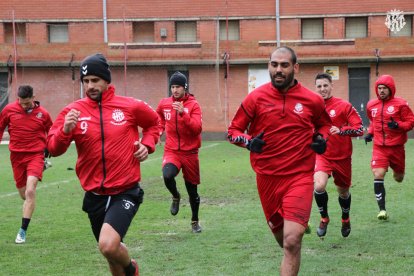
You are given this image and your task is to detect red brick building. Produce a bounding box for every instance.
[1,1,413,138]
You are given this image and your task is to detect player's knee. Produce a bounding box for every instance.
[283,234,301,254]
[25,188,36,200]
[98,239,118,258]
[162,163,178,179]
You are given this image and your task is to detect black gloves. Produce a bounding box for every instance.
[247,132,265,153]
[310,134,327,154]
[44,148,51,158]
[364,133,373,144]
[387,117,398,129]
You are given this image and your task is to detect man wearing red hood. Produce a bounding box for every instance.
[365,74,414,220]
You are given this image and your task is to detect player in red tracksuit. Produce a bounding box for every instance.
[0,85,52,244]
[227,47,331,275]
[47,54,159,276]
[313,73,363,239]
[365,74,414,221]
[156,71,203,233]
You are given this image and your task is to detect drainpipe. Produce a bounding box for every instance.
[103,0,108,43]
[276,0,280,47]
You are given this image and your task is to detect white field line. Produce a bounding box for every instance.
[0,179,76,198]
[0,143,220,198]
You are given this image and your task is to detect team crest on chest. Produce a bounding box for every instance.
[329,109,336,117]
[36,112,43,119]
[293,103,304,114]
[386,105,395,114]
[111,109,126,125]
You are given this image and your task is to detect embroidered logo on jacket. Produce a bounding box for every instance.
[386,106,395,114]
[293,103,304,114]
[36,112,43,119]
[111,109,126,125]
[329,109,337,117]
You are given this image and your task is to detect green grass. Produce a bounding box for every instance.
[0,140,414,275]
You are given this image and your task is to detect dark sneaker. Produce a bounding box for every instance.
[170,194,180,216]
[191,221,202,233]
[316,217,330,238]
[341,218,351,238]
[131,259,139,276]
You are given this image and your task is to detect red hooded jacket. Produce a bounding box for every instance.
[367,75,414,146]
[156,93,202,152]
[47,85,160,195]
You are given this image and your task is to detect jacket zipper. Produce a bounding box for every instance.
[175,109,180,150]
[381,101,386,146]
[99,101,107,191]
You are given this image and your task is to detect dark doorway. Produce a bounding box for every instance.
[348,68,370,129]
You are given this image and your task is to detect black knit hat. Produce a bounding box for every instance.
[169,71,187,89]
[80,53,111,83]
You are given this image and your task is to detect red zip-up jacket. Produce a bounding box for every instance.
[322,96,363,160]
[367,75,414,146]
[0,100,52,153]
[228,81,332,176]
[156,93,202,152]
[47,85,160,195]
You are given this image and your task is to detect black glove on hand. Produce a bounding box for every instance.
[310,134,327,154]
[387,117,399,129]
[364,133,373,144]
[44,148,51,158]
[247,132,265,153]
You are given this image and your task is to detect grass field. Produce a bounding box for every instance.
[0,139,414,275]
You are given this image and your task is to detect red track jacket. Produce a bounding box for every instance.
[367,75,414,146]
[156,93,202,152]
[47,85,160,195]
[322,96,363,160]
[0,100,52,153]
[228,81,331,176]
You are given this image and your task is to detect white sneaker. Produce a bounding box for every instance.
[15,228,26,244]
[43,159,52,171]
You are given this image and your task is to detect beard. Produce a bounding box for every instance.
[270,71,295,91]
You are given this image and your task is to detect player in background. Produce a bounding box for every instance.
[313,73,363,238]
[156,71,203,233]
[0,85,53,244]
[227,47,331,275]
[47,53,160,276]
[365,74,414,220]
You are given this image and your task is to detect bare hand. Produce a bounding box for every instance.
[330,126,340,135]
[133,141,148,161]
[172,101,184,114]
[64,109,80,134]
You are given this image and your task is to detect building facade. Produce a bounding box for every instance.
[1,1,413,138]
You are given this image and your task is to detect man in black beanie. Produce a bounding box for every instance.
[156,71,203,233]
[47,53,160,275]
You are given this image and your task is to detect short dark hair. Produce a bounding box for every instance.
[18,85,34,99]
[270,46,297,64]
[315,73,332,83]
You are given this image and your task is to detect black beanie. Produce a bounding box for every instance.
[170,71,187,89]
[80,53,111,83]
